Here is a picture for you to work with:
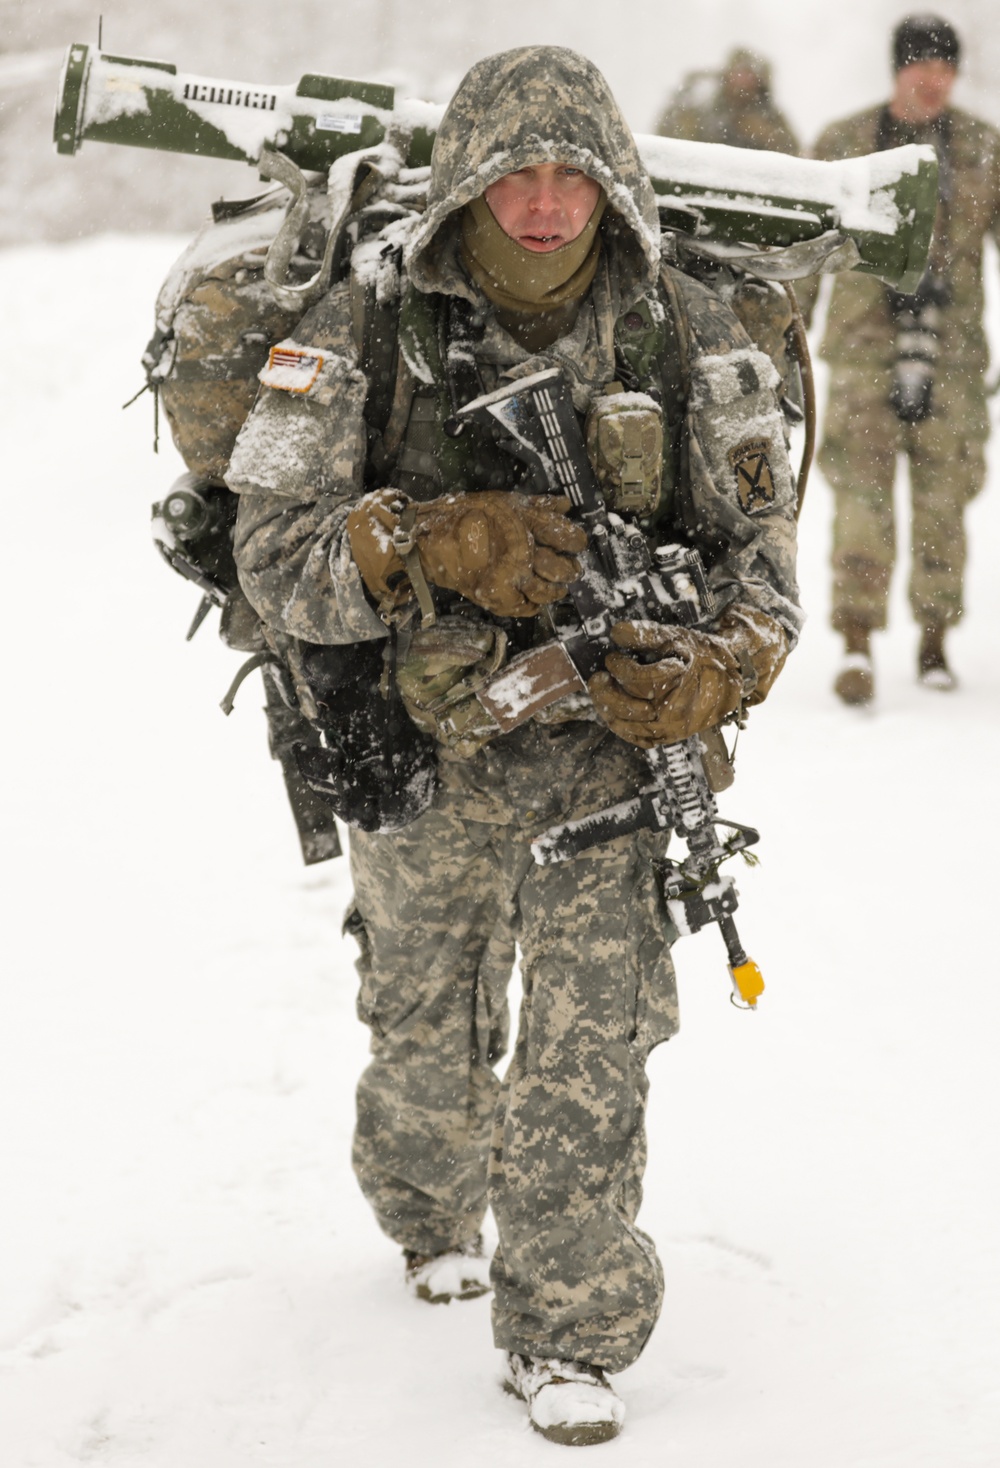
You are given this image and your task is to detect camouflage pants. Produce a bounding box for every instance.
[819,365,987,630]
[346,721,680,1371]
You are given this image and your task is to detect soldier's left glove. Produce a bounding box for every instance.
[588,604,788,748]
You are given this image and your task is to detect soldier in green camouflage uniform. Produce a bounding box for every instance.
[808,16,999,701]
[655,48,799,154]
[227,46,801,1443]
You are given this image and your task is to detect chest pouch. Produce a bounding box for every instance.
[585,388,664,518]
[395,617,508,759]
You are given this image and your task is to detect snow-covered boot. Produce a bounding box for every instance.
[502,1351,625,1445]
[918,622,956,690]
[403,1235,492,1304]
[833,618,874,706]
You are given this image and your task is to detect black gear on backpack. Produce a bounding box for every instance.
[142,166,437,854]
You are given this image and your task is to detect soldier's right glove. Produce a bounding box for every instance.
[588,605,788,748]
[346,488,586,618]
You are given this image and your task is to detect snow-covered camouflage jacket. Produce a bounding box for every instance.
[227,47,802,665]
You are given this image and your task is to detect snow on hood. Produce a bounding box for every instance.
[404,47,662,300]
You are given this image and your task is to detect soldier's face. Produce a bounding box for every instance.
[724,66,762,102]
[892,60,957,123]
[484,163,602,253]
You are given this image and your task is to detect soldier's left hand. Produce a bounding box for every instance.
[588,606,787,747]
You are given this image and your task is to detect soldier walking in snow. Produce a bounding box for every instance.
[807,15,1000,703]
[227,46,800,1444]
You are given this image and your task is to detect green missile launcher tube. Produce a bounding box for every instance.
[54,43,440,171]
[55,43,937,292]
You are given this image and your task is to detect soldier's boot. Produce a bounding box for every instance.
[502,1352,625,1445]
[833,617,874,706]
[918,622,957,691]
[403,1235,492,1304]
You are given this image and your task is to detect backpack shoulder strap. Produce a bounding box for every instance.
[349,235,416,482]
[614,282,688,430]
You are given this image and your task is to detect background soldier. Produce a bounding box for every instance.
[654,47,799,154]
[227,46,800,1445]
[809,14,999,703]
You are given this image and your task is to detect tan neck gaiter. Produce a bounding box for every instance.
[460,191,607,317]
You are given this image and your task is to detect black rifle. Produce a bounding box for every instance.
[458,367,764,1007]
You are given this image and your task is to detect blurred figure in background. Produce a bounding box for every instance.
[655,47,799,154]
[807,14,1000,703]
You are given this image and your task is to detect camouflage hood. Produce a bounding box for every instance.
[404,47,662,302]
[724,47,774,96]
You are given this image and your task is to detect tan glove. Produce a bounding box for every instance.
[345,488,413,605]
[346,488,586,618]
[588,604,788,748]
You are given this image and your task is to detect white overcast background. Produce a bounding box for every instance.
[2,2,999,1463]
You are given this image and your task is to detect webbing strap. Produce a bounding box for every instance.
[389,503,437,627]
[782,282,815,519]
[260,144,399,312]
[219,652,270,716]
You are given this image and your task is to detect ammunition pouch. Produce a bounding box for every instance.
[396,618,600,756]
[585,389,664,518]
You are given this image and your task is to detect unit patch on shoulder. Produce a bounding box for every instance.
[261,345,325,393]
[729,437,776,514]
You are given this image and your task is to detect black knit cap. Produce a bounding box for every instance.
[892,14,961,72]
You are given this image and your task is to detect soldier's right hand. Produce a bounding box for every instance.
[347,488,586,618]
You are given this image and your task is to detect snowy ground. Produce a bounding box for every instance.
[2,235,999,1466]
